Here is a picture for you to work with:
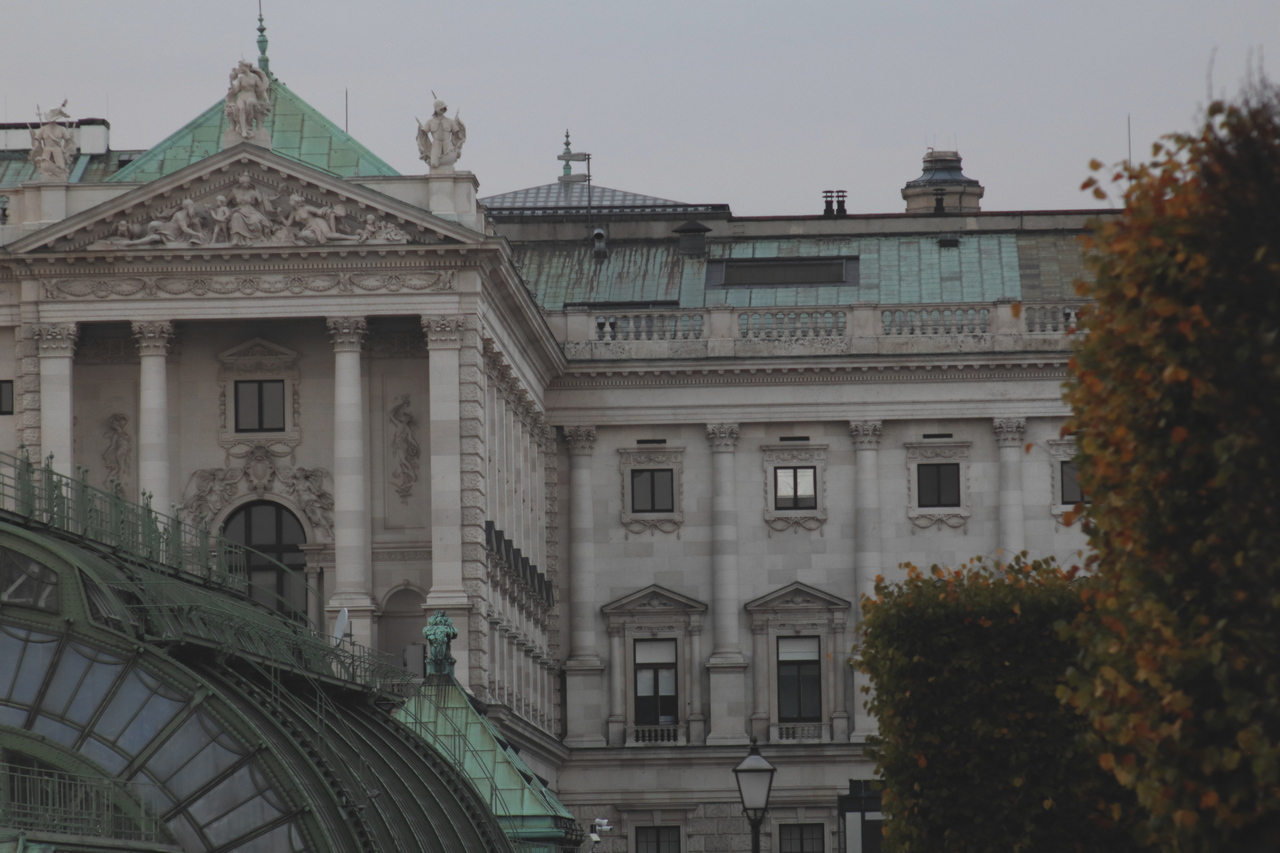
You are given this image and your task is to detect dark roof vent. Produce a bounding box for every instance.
[673,220,712,255]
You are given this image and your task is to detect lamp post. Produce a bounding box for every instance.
[734,737,776,853]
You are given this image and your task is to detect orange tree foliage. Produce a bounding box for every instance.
[1061,82,1280,850]
[857,557,1139,853]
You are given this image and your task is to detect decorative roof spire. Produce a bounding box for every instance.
[256,3,271,76]
[562,130,573,177]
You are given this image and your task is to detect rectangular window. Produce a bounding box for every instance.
[635,639,677,726]
[1061,461,1088,504]
[0,381,12,416]
[778,637,821,723]
[780,824,824,853]
[234,380,286,432]
[631,469,675,513]
[917,463,960,508]
[775,467,817,510]
[636,826,681,853]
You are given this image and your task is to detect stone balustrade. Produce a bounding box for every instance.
[557,300,1082,360]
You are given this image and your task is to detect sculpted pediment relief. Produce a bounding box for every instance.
[602,584,708,615]
[745,581,851,614]
[8,144,476,256]
[217,338,299,373]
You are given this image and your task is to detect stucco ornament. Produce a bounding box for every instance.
[423,610,458,676]
[29,101,78,180]
[416,100,466,173]
[117,199,209,247]
[224,60,272,144]
[389,395,421,503]
[179,448,335,539]
[101,413,132,490]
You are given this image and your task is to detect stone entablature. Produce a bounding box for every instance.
[556,300,1080,360]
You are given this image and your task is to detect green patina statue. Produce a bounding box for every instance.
[423,610,458,676]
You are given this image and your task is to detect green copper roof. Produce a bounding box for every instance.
[398,680,582,852]
[107,80,398,183]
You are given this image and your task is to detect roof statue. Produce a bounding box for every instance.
[416,99,466,173]
[28,100,78,180]
[424,609,459,676]
[223,59,273,148]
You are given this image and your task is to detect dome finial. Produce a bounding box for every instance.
[256,1,271,76]
[562,129,573,177]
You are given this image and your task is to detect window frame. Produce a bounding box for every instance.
[634,825,682,853]
[618,447,685,535]
[630,468,676,514]
[761,444,828,534]
[633,639,678,727]
[216,338,302,455]
[777,636,822,724]
[0,380,13,416]
[916,462,961,508]
[233,379,287,433]
[904,440,972,532]
[1047,438,1085,526]
[778,823,826,853]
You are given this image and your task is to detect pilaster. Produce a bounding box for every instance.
[993,417,1027,559]
[32,323,77,475]
[705,422,748,745]
[562,424,606,747]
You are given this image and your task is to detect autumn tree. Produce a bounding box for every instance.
[857,557,1139,853]
[1061,79,1280,851]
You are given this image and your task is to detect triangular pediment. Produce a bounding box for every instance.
[6,144,479,256]
[745,582,851,613]
[217,338,299,369]
[602,584,707,615]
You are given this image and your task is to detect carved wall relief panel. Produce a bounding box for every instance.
[389,394,421,503]
[100,413,132,491]
[179,446,334,540]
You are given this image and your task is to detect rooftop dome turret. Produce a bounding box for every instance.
[902,149,985,214]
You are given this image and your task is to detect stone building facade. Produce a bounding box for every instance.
[0,41,1106,853]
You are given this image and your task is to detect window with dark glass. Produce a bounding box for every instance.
[0,546,58,612]
[780,824,825,853]
[775,467,817,510]
[636,826,681,853]
[222,501,307,617]
[917,463,960,508]
[631,469,674,513]
[1061,461,1089,504]
[778,637,821,723]
[0,381,13,416]
[634,639,677,726]
[234,380,286,432]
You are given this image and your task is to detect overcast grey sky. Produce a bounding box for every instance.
[4,1,1277,215]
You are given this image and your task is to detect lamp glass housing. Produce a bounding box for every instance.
[734,743,776,818]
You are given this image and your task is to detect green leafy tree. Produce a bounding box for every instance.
[1061,80,1280,851]
[857,557,1138,853]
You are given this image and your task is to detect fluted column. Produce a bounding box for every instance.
[994,418,1027,559]
[326,317,374,647]
[705,423,749,745]
[850,420,882,736]
[132,322,173,512]
[562,425,606,746]
[32,324,77,476]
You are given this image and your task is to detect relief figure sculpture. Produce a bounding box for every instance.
[101,413,131,490]
[389,394,421,502]
[229,174,277,245]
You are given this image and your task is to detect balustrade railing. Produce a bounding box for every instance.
[882,305,990,335]
[1024,304,1081,333]
[630,724,682,745]
[775,723,824,741]
[739,310,846,339]
[596,312,704,341]
[0,761,162,842]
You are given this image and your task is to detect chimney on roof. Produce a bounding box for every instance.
[902,150,984,214]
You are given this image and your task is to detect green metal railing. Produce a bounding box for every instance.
[0,761,163,843]
[0,450,250,595]
[0,449,414,695]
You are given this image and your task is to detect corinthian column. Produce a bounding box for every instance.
[849,420,882,735]
[562,424,606,746]
[993,418,1027,559]
[32,324,77,476]
[326,317,374,647]
[705,422,749,745]
[133,322,174,512]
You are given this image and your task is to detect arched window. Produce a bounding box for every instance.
[222,501,307,618]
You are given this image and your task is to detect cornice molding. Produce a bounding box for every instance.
[552,361,1070,390]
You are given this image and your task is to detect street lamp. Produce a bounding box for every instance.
[734,737,776,853]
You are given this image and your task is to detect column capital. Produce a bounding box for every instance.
[131,321,174,357]
[705,423,740,452]
[31,323,78,356]
[993,417,1027,447]
[326,317,367,352]
[562,425,597,456]
[422,314,466,349]
[849,420,883,449]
